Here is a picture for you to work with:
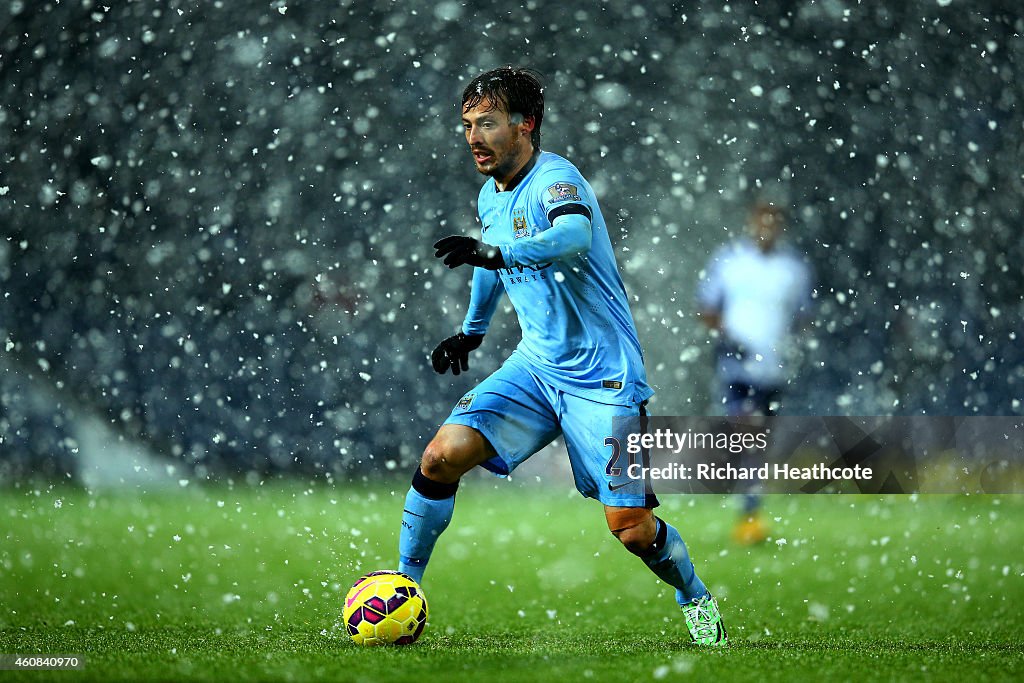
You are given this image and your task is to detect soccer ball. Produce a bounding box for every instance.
[343,570,429,646]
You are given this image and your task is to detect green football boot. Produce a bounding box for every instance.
[681,595,729,646]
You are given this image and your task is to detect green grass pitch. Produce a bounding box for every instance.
[1,480,1022,681]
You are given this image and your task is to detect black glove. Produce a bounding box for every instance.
[433,235,505,270]
[431,332,485,375]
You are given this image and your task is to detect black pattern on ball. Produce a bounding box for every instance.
[412,613,427,640]
[385,592,410,613]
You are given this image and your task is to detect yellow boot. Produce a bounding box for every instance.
[732,511,769,545]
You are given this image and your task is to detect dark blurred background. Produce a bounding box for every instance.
[1,0,1021,483]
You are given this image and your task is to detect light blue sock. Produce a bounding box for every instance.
[639,518,710,606]
[397,487,455,585]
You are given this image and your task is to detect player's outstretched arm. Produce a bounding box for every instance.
[500,213,592,267]
[697,309,722,332]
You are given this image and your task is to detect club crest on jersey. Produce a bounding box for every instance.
[513,218,529,239]
[512,209,530,239]
[546,181,581,204]
[455,393,475,410]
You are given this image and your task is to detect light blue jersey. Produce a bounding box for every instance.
[461,151,653,406]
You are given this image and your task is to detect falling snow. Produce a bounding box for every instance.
[0,2,1022,482]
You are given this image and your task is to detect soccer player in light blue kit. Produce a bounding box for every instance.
[397,67,728,646]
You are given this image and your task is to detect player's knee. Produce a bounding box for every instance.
[420,426,493,483]
[612,520,657,555]
[419,440,461,484]
[606,507,657,554]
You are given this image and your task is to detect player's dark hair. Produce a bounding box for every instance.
[462,66,544,148]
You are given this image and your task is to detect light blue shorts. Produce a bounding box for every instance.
[443,356,658,508]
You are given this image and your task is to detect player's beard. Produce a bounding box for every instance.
[473,133,526,181]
